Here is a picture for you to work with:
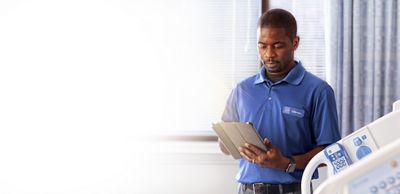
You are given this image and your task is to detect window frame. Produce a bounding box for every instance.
[156,0,266,142]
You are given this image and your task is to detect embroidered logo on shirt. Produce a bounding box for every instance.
[282,106,305,118]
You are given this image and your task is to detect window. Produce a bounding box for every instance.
[0,0,261,138]
[1,1,326,138]
[159,0,262,134]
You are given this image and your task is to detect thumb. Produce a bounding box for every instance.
[263,138,274,150]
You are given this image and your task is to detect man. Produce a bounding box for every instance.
[219,9,341,194]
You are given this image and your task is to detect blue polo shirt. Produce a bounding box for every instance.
[222,61,340,184]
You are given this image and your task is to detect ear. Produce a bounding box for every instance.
[292,36,300,50]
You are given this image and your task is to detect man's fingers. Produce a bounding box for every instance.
[240,151,254,163]
[245,143,264,155]
[239,146,257,161]
[263,138,274,150]
[239,147,255,163]
[239,146,257,158]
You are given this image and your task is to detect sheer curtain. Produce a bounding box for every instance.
[326,0,400,136]
[269,0,327,80]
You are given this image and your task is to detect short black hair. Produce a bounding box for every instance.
[258,9,297,39]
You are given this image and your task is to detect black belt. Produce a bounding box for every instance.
[240,183,301,194]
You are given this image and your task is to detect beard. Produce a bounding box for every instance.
[261,60,281,73]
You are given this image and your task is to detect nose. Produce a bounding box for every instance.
[263,46,276,58]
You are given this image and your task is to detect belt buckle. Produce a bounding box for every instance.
[252,183,266,193]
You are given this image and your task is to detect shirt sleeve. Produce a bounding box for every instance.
[221,86,240,122]
[312,84,341,146]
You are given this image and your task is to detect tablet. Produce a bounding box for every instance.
[212,122,267,159]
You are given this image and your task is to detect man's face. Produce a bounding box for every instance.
[257,27,299,76]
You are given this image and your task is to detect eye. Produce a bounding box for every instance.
[273,43,284,49]
[257,44,267,49]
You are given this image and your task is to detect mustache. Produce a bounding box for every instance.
[262,60,279,64]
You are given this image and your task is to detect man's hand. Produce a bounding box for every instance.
[238,138,289,171]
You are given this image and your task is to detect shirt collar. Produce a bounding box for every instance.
[253,61,306,85]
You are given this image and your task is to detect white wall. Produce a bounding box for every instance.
[131,141,239,194]
[139,141,327,194]
[0,135,327,193]
[127,141,326,194]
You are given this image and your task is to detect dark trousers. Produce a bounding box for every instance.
[238,183,302,194]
